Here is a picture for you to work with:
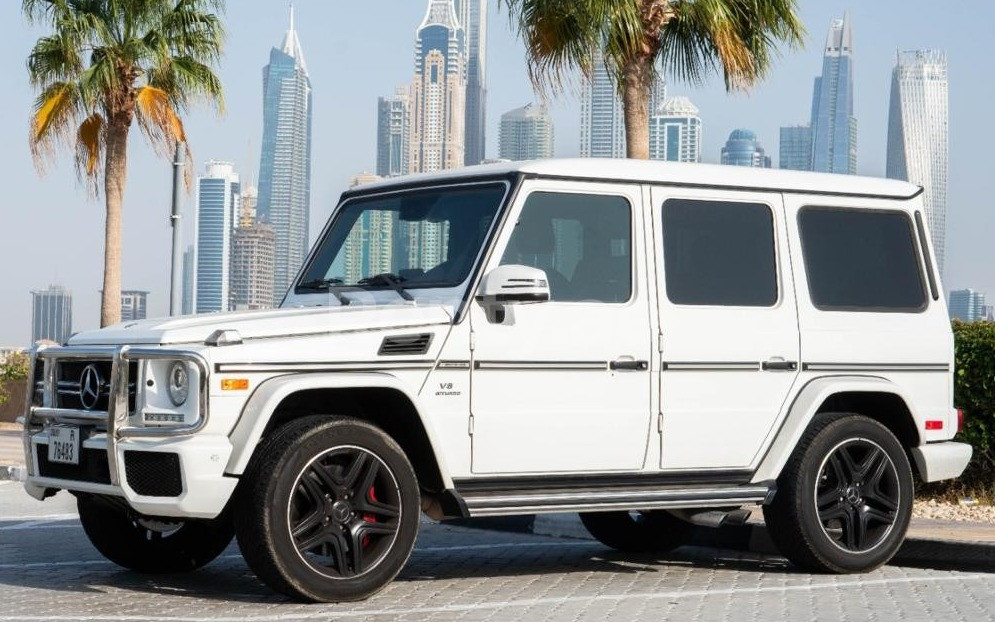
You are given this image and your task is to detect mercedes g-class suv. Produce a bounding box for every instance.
[22,159,972,602]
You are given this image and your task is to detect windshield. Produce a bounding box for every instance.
[296,183,506,298]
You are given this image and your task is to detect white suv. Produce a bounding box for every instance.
[22,159,971,601]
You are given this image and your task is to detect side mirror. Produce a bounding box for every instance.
[476,265,551,304]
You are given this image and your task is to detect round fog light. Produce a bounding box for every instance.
[168,362,190,406]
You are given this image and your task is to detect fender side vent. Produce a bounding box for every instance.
[379,333,433,356]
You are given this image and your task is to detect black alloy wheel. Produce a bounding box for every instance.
[814,438,901,553]
[288,445,402,578]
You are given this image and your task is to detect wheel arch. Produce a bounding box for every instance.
[225,373,452,492]
[753,375,924,483]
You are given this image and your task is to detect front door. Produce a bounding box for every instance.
[651,187,801,471]
[469,181,653,474]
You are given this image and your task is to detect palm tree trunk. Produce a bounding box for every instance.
[622,57,653,160]
[100,119,129,327]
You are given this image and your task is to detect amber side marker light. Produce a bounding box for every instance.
[221,378,250,391]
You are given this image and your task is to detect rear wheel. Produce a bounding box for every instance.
[77,494,234,573]
[234,416,420,602]
[763,414,913,573]
[579,510,693,553]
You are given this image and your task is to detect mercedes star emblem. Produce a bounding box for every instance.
[79,364,102,410]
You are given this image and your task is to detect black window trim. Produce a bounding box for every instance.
[660,197,782,309]
[914,211,940,301]
[797,205,929,314]
[504,188,637,306]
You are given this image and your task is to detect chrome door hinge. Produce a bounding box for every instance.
[469,330,476,352]
[468,414,475,436]
[657,412,664,433]
[657,333,664,353]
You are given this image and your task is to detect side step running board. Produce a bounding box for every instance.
[459,484,775,517]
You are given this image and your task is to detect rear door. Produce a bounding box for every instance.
[650,187,801,471]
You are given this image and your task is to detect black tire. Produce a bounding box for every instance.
[77,493,234,573]
[234,416,420,602]
[579,510,694,553]
[763,413,913,573]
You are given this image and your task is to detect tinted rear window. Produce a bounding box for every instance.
[798,207,926,312]
[662,199,778,306]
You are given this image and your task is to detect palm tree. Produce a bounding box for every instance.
[24,0,225,327]
[501,0,804,159]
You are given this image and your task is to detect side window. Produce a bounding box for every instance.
[500,192,632,303]
[798,207,926,312]
[662,199,778,306]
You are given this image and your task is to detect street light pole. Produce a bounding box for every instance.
[169,141,185,316]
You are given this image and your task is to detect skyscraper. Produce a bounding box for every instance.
[580,47,625,158]
[376,87,411,178]
[649,97,701,163]
[120,291,148,322]
[948,289,986,322]
[886,50,949,274]
[411,0,466,174]
[239,185,258,228]
[231,223,276,310]
[810,14,857,174]
[499,104,554,161]
[721,129,772,168]
[455,0,487,166]
[779,125,813,171]
[31,285,72,344]
[195,161,240,314]
[257,7,313,303]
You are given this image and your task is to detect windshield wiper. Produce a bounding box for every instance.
[296,278,351,305]
[357,273,415,302]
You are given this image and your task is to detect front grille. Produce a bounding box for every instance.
[36,444,111,484]
[124,451,183,497]
[55,360,137,413]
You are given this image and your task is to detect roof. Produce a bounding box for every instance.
[348,158,922,200]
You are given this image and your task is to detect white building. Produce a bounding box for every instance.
[195,161,240,313]
[886,50,948,274]
[499,103,554,161]
[376,87,411,178]
[649,97,701,163]
[31,285,72,344]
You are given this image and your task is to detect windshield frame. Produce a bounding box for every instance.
[285,176,516,316]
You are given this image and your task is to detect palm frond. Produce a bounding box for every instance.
[134,84,187,156]
[75,112,105,191]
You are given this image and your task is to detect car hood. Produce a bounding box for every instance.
[67,305,453,346]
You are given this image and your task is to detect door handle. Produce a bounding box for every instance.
[762,359,798,371]
[610,360,649,371]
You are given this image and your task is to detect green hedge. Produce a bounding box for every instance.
[952,320,995,490]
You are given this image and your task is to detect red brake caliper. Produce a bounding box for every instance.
[361,486,377,547]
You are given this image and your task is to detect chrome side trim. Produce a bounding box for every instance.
[461,485,772,517]
[663,362,760,371]
[215,361,435,374]
[473,361,608,371]
[801,363,950,373]
[436,360,471,370]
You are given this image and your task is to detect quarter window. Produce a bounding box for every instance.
[500,192,632,303]
[662,199,778,306]
[798,207,926,312]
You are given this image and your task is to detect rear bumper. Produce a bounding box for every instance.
[911,441,973,483]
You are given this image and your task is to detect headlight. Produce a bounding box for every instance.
[167,362,190,406]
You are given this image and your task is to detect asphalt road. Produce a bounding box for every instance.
[2,481,995,621]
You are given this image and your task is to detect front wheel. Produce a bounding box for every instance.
[579,510,693,553]
[77,494,234,573]
[763,414,913,573]
[234,416,420,602]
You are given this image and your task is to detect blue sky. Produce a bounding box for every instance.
[0,0,993,345]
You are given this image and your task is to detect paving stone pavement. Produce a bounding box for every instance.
[2,482,995,621]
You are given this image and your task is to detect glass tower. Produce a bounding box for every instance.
[257,7,313,304]
[455,0,487,166]
[31,285,72,344]
[721,129,772,168]
[649,97,701,163]
[886,50,949,275]
[410,0,466,174]
[779,125,813,171]
[948,289,986,322]
[376,87,411,178]
[810,14,857,174]
[499,103,554,161]
[195,161,240,314]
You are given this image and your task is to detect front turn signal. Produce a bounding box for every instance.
[221,378,249,391]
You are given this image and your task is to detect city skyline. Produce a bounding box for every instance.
[1,1,991,344]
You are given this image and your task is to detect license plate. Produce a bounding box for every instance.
[48,425,81,465]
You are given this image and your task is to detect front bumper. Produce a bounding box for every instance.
[911,441,973,483]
